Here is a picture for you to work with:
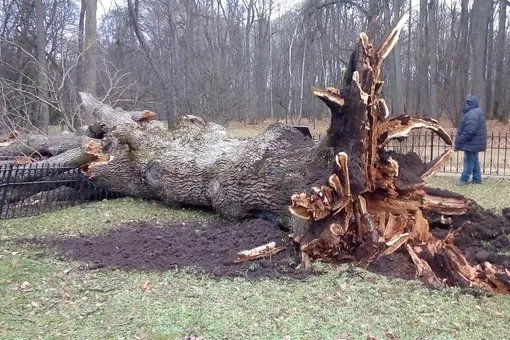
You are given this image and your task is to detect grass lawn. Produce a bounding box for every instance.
[1,178,510,339]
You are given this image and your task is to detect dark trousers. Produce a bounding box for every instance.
[460,151,482,184]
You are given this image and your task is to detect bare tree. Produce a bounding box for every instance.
[453,0,470,124]
[417,0,428,116]
[34,0,49,133]
[470,0,490,107]
[84,0,98,96]
[494,0,507,121]
[428,0,438,118]
[485,0,495,118]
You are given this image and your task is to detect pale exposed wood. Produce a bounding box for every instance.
[233,242,286,263]
[407,244,443,288]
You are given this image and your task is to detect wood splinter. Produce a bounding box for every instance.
[233,242,286,264]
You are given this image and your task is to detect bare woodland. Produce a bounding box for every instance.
[1,0,510,135]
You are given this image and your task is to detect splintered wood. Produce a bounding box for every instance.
[234,242,286,263]
[289,16,510,294]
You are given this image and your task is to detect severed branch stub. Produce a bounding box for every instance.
[289,15,510,294]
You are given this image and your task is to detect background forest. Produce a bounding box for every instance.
[0,0,506,134]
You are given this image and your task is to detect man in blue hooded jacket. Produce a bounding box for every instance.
[454,95,487,185]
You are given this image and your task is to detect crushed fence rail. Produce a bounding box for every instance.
[385,131,510,177]
[0,162,122,220]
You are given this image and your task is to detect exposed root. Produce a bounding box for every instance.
[377,115,452,148]
[288,16,510,294]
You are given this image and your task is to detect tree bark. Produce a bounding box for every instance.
[456,0,470,125]
[34,0,50,133]
[470,0,490,107]
[405,0,412,114]
[84,0,98,95]
[428,0,439,119]
[80,0,98,125]
[485,0,495,119]
[417,0,428,116]
[494,0,507,121]
[392,0,405,116]
[77,0,86,93]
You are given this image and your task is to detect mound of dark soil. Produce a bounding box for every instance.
[366,209,510,282]
[27,218,309,280]
[23,207,510,284]
[367,253,418,280]
[431,210,510,269]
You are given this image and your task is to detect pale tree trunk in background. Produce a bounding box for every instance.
[470,0,490,109]
[383,1,395,112]
[456,0,469,125]
[287,25,298,124]
[82,0,98,125]
[171,14,179,124]
[485,0,495,119]
[77,0,86,93]
[428,0,438,119]
[254,1,270,123]
[417,0,428,116]
[494,0,507,122]
[298,36,307,124]
[34,0,49,133]
[392,0,405,116]
[184,0,193,114]
[269,6,274,122]
[405,0,412,114]
[244,0,255,123]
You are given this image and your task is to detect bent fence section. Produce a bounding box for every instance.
[385,131,509,177]
[0,163,121,220]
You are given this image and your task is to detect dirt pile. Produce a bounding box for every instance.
[370,209,510,282]
[24,208,510,285]
[28,218,308,280]
[432,209,510,268]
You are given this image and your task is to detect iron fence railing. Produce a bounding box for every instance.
[386,131,510,177]
[0,163,121,219]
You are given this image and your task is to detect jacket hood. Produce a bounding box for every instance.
[463,95,479,114]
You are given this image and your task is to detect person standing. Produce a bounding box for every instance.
[454,95,487,185]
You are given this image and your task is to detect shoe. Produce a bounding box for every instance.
[472,181,482,184]
[456,181,469,186]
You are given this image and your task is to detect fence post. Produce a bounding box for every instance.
[0,164,13,219]
[505,133,508,177]
[430,132,434,162]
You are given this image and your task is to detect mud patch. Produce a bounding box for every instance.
[26,219,309,280]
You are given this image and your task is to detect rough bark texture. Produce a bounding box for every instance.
[2,18,510,294]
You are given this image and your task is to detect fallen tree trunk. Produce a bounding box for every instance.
[2,17,509,293]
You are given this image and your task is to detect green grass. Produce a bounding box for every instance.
[1,178,510,339]
[1,197,213,239]
[429,176,510,213]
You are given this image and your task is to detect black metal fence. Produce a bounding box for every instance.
[386,131,510,177]
[0,163,121,219]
